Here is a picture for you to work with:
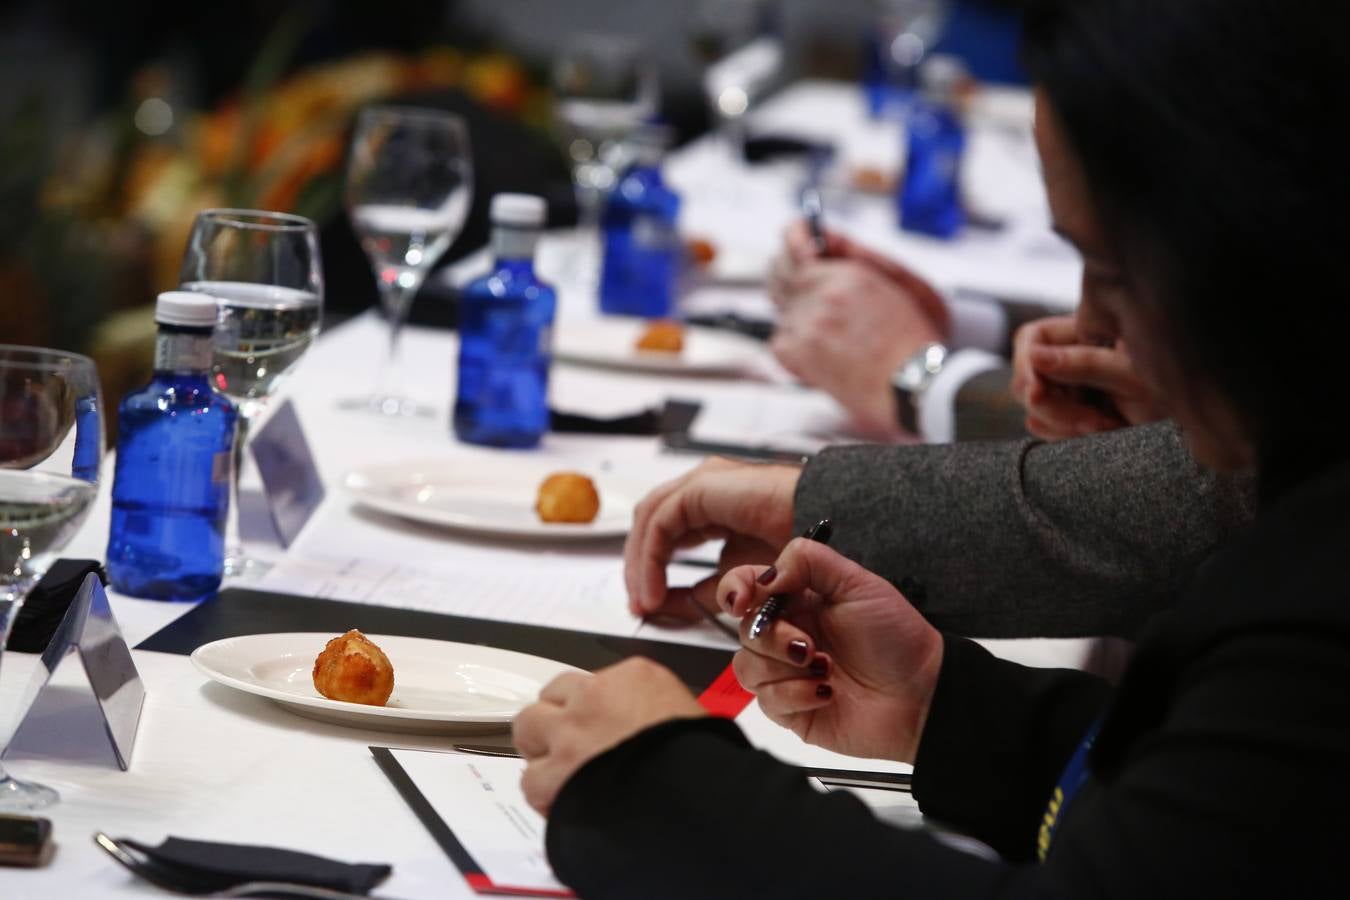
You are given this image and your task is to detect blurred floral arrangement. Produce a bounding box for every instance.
[0,15,546,358]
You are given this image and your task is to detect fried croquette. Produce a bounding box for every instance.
[535,472,601,524]
[635,320,685,354]
[312,629,395,706]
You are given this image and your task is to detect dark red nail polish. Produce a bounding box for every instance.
[816,683,833,699]
[756,565,778,586]
[809,656,829,678]
[788,640,808,664]
[725,591,738,611]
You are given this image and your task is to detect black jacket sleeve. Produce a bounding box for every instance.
[793,423,1255,639]
[545,636,1110,900]
[909,636,1110,860]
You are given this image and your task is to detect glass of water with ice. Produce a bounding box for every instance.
[1,345,103,810]
[344,106,473,416]
[180,208,324,576]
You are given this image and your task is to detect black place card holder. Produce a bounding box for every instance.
[136,587,733,692]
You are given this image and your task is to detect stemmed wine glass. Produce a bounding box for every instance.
[343,106,472,416]
[869,0,951,117]
[1,346,103,810]
[693,0,782,156]
[180,209,324,577]
[552,35,658,245]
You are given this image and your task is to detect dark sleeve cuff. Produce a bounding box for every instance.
[912,634,1112,862]
[546,715,1012,900]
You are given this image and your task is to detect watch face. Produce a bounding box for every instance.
[895,343,947,394]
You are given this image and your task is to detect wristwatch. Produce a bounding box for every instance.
[891,343,949,435]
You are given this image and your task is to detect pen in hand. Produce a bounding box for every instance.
[748,519,833,641]
[799,185,831,257]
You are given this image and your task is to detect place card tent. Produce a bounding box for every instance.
[4,574,145,770]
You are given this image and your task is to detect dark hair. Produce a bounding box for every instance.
[1019,0,1350,486]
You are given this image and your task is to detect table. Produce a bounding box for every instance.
[1,80,1090,897]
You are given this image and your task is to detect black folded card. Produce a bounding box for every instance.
[118,836,391,893]
[136,587,733,692]
[5,559,105,653]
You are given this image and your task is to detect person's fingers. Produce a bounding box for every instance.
[769,328,811,382]
[1025,398,1122,439]
[1025,413,1074,441]
[687,572,722,615]
[768,251,798,311]
[754,674,835,721]
[1030,344,1143,395]
[624,471,692,612]
[625,459,739,614]
[629,460,773,614]
[737,602,817,664]
[512,700,563,759]
[718,564,764,616]
[733,647,831,690]
[1032,315,1081,346]
[538,671,591,706]
[785,220,831,264]
[756,538,880,610]
[520,757,566,815]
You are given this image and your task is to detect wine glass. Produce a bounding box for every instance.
[867,0,951,118]
[693,0,780,155]
[343,106,472,416]
[553,35,658,226]
[1,345,103,810]
[179,209,324,577]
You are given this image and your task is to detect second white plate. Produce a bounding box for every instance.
[553,317,757,375]
[344,460,633,540]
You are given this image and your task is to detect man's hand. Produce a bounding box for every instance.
[768,223,950,439]
[624,458,801,620]
[1011,315,1166,439]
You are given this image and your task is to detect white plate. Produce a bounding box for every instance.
[553,317,757,375]
[191,632,584,734]
[344,460,633,540]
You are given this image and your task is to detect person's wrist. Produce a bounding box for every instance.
[890,340,950,437]
[893,628,945,763]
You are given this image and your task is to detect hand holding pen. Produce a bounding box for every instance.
[716,526,946,763]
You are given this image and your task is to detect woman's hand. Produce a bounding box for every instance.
[720,538,944,763]
[515,658,706,815]
[624,457,801,621]
[1011,315,1166,439]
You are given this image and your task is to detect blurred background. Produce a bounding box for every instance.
[0,0,1022,434]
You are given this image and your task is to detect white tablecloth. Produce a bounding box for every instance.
[1,80,1092,897]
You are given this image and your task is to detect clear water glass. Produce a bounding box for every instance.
[180,209,324,577]
[343,106,472,416]
[553,35,657,227]
[0,345,104,810]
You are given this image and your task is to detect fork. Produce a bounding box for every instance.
[93,833,405,899]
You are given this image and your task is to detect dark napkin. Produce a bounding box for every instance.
[119,836,391,894]
[549,399,702,437]
[5,558,105,652]
[743,133,837,164]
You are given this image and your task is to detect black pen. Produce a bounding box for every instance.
[748,519,833,640]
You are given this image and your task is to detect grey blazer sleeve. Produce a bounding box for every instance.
[792,422,1256,639]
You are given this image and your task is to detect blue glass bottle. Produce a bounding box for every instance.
[598,128,682,318]
[899,57,968,239]
[107,292,236,602]
[454,194,557,449]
